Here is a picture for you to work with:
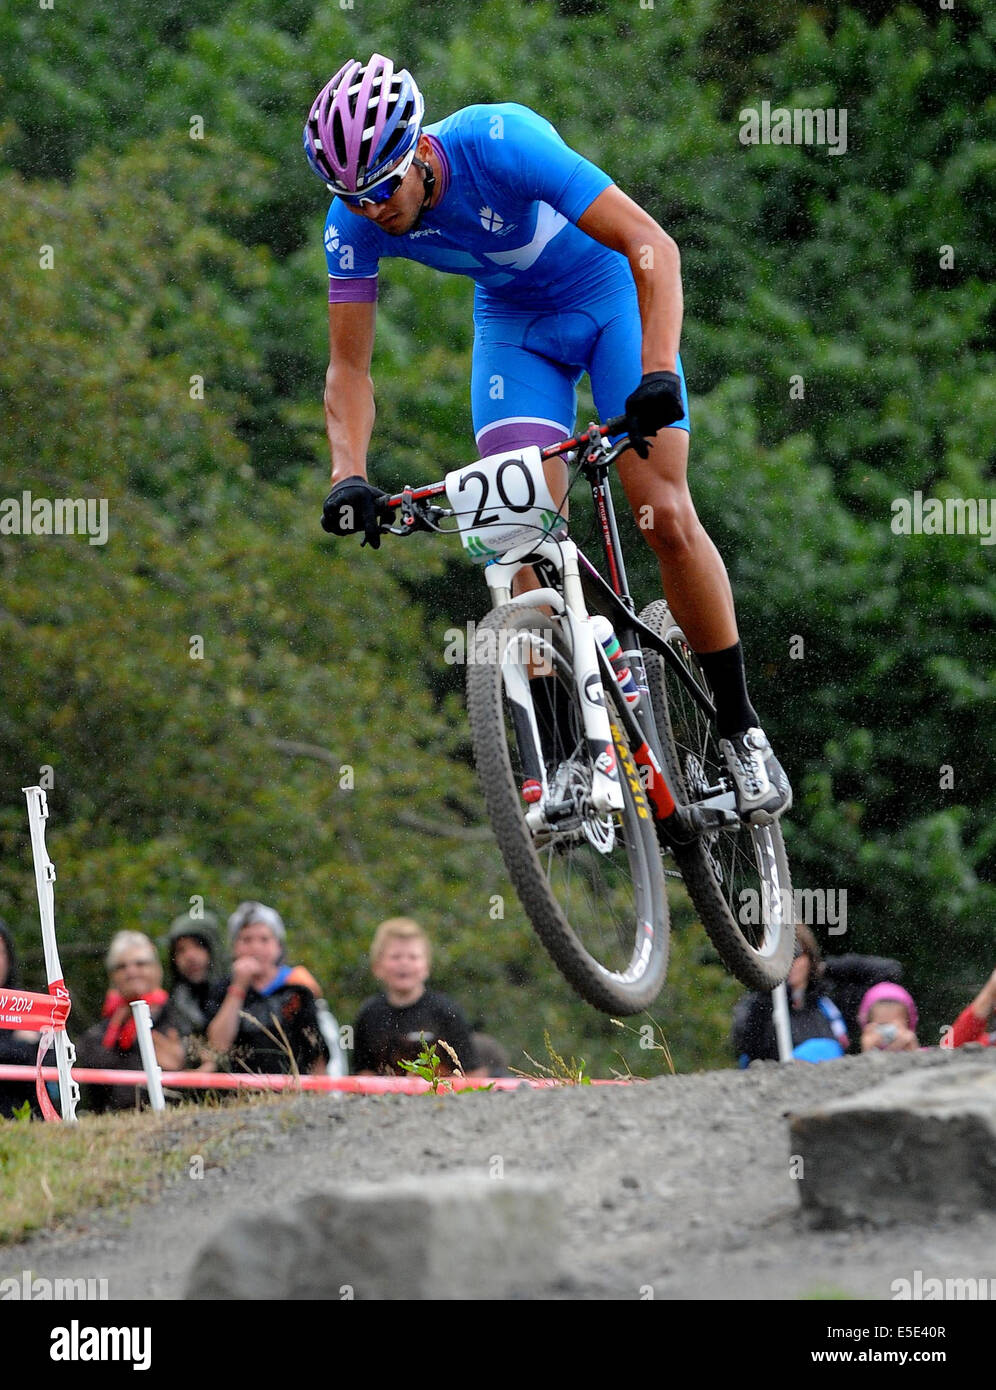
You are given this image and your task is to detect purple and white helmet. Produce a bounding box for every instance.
[303,53,425,195]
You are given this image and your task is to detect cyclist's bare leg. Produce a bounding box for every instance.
[618,427,791,819]
[505,454,567,691]
[614,427,737,654]
[510,453,569,602]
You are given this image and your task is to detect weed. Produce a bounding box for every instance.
[436,1038,464,1079]
[234,1010,302,1084]
[511,1030,591,1085]
[399,1035,450,1093]
[611,1016,676,1075]
[398,1036,491,1094]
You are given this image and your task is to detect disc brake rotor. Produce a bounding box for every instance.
[536,758,616,855]
[684,752,725,886]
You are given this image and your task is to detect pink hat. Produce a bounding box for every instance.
[858,982,918,1033]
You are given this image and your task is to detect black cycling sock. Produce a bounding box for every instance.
[530,674,576,764]
[695,641,759,740]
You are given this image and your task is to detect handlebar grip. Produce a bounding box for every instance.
[602,414,629,438]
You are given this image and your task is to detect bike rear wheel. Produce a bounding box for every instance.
[466,603,669,1015]
[639,600,795,991]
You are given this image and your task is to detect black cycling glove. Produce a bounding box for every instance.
[623,371,684,459]
[321,475,395,550]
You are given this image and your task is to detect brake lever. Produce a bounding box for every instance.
[401,487,439,533]
[400,485,418,531]
[579,422,615,467]
[382,489,448,537]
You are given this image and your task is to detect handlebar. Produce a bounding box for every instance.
[537,414,628,462]
[379,415,632,529]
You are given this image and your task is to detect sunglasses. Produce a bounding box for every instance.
[333,147,417,209]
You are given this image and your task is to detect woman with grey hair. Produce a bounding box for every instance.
[75,931,189,1112]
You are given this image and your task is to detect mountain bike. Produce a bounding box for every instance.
[373,417,794,1015]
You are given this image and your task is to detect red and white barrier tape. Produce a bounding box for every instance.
[0,982,70,1032]
[0,979,71,1121]
[0,1064,629,1094]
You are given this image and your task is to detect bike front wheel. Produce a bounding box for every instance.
[466,603,669,1015]
[639,600,795,991]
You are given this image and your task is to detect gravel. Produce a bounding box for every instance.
[6,1047,996,1300]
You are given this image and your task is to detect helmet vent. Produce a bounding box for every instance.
[330,112,349,169]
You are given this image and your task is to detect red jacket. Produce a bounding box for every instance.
[949,1004,993,1048]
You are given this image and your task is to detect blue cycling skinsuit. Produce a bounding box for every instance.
[323,102,689,456]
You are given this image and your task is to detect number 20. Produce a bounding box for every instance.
[458,458,537,529]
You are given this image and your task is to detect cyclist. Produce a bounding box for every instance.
[304,54,790,825]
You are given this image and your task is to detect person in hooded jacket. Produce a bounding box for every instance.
[732,924,849,1065]
[165,910,224,1040]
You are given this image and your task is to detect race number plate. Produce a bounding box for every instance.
[445,446,562,563]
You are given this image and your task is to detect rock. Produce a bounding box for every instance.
[185,1173,560,1299]
[789,1060,996,1227]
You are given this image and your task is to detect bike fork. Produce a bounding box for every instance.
[483,541,624,815]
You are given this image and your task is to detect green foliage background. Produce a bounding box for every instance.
[1,0,993,1074]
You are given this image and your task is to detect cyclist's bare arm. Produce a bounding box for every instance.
[325,299,377,484]
[576,186,682,375]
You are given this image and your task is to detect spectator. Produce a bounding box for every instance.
[821,952,905,1051]
[353,918,482,1077]
[75,931,188,1113]
[165,910,223,1042]
[947,967,996,1049]
[0,918,41,1119]
[204,902,329,1076]
[858,982,919,1052]
[732,925,848,1065]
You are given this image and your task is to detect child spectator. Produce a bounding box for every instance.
[820,952,905,1051]
[204,902,329,1076]
[732,925,848,1065]
[75,931,189,1112]
[353,918,482,1077]
[858,982,919,1052]
[947,966,996,1048]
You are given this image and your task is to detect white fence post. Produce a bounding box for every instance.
[772,982,793,1062]
[129,1001,166,1112]
[22,786,79,1122]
